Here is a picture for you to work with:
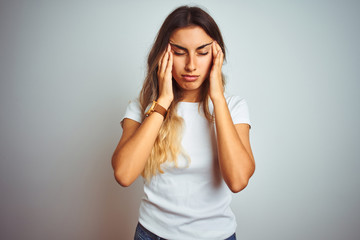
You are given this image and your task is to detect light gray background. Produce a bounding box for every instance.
[0,0,359,239]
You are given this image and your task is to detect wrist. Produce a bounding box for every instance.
[210,93,226,105]
[157,97,172,110]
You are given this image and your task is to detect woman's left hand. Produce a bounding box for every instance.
[209,41,225,102]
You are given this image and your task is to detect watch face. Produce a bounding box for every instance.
[150,101,157,109]
[145,101,157,116]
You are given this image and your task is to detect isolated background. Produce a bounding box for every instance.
[1,0,359,239]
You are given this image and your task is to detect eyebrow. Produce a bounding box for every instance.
[169,42,213,51]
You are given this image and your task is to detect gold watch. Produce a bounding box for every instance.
[145,101,167,118]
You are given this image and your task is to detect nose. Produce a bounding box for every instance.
[185,54,196,72]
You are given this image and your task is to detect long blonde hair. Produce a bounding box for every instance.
[139,6,226,182]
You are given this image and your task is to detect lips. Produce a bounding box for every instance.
[182,75,199,82]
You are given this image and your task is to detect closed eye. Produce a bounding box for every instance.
[198,52,209,56]
[173,51,209,56]
[173,51,185,56]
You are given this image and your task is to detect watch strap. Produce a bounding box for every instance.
[153,102,167,118]
[145,101,167,118]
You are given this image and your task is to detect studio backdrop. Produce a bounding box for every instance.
[0,0,359,239]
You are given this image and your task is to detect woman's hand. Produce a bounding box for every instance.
[157,43,174,109]
[209,41,225,102]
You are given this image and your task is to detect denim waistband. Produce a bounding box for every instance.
[136,222,167,240]
[135,222,236,240]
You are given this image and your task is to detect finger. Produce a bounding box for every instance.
[216,42,223,57]
[220,50,224,66]
[210,51,219,74]
[216,41,221,52]
[158,48,166,66]
[215,49,221,67]
[212,50,223,74]
[165,51,173,76]
[215,42,224,66]
[159,44,170,74]
[212,41,218,61]
[160,52,169,75]
[158,53,165,73]
[158,45,170,72]
[217,45,223,67]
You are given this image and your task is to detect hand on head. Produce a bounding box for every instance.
[157,44,174,108]
[209,41,225,101]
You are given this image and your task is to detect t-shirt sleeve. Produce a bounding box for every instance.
[120,99,143,127]
[227,95,252,129]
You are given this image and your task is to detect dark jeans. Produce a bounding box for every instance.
[134,222,237,240]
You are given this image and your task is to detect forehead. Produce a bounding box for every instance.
[169,26,213,48]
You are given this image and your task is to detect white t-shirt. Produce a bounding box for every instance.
[121,95,251,240]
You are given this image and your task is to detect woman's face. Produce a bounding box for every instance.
[169,26,214,99]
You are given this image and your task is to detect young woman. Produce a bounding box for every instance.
[112,5,255,240]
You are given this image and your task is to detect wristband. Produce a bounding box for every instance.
[145,101,167,118]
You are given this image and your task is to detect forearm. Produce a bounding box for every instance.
[213,96,255,192]
[113,98,171,186]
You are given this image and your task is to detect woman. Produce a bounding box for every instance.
[112,5,255,240]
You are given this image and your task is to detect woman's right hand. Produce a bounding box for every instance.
[157,43,174,109]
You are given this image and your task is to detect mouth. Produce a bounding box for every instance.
[182,75,199,82]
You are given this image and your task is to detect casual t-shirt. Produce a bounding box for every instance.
[121,95,251,240]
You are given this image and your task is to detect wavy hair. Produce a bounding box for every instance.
[139,5,226,182]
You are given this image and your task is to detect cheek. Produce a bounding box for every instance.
[172,58,182,74]
[199,56,213,71]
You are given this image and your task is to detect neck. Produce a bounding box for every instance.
[179,90,202,102]
[178,84,206,102]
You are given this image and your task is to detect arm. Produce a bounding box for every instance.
[213,97,255,193]
[209,42,255,193]
[112,108,168,187]
[111,44,173,187]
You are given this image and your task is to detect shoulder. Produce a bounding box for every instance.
[224,95,248,110]
[223,94,251,126]
[121,98,143,125]
[127,98,141,107]
[125,98,143,115]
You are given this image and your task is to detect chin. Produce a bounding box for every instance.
[179,80,201,88]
